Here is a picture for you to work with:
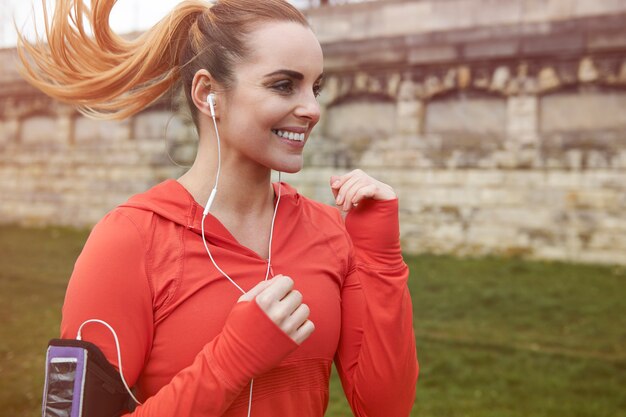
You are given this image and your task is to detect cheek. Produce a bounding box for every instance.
[226,93,291,133]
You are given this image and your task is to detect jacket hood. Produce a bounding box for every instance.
[119,179,300,241]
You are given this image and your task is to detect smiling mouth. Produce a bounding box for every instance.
[272,129,305,142]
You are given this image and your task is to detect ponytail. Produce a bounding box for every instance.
[16,0,309,123]
[16,0,209,120]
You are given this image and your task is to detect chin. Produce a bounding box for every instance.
[277,164,303,174]
[272,155,304,174]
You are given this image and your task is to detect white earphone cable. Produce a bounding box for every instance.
[72,94,282,416]
[202,93,283,416]
[264,171,281,281]
[201,103,282,288]
[76,319,142,405]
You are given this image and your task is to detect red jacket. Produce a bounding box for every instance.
[61,179,418,416]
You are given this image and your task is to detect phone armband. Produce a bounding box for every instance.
[42,338,137,417]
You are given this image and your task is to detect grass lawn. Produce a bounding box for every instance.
[1,225,625,416]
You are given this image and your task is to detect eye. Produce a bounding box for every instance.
[313,83,323,98]
[271,80,294,94]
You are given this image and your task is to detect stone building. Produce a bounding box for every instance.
[1,0,625,265]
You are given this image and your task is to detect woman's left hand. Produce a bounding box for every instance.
[330,169,397,212]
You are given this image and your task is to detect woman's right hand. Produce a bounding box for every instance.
[238,275,315,344]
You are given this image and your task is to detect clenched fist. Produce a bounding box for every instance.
[239,275,314,344]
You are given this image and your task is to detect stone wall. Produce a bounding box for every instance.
[300,0,626,265]
[0,94,195,225]
[1,0,625,265]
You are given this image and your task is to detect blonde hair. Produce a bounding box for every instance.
[16,0,309,123]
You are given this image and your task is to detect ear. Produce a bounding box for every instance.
[191,69,221,119]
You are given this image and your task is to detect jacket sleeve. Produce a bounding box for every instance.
[333,198,419,417]
[60,210,298,417]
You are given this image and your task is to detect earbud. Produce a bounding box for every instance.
[207,93,216,118]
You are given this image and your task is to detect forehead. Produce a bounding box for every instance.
[239,21,324,78]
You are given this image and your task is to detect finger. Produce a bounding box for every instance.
[330,170,359,194]
[292,319,315,345]
[330,174,343,190]
[255,275,294,310]
[238,278,275,302]
[341,177,367,211]
[282,303,310,334]
[270,290,303,321]
[280,289,303,306]
[335,174,362,208]
[350,183,377,206]
[343,179,367,211]
[330,176,341,199]
[330,174,348,201]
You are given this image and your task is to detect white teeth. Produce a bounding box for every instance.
[273,129,305,142]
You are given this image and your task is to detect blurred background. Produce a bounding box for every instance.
[0,0,625,416]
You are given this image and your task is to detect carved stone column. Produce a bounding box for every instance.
[0,117,18,147]
[396,77,424,136]
[506,95,539,148]
[1,98,20,146]
[56,104,75,146]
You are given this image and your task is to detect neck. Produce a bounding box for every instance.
[177,136,276,218]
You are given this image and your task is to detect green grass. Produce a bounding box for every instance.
[408,255,626,417]
[1,225,625,416]
[0,225,88,414]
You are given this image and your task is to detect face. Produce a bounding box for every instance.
[217,21,324,174]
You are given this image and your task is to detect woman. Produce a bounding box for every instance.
[18,0,418,416]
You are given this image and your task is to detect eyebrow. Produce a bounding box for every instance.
[264,69,324,81]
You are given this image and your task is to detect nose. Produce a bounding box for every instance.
[294,91,321,124]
